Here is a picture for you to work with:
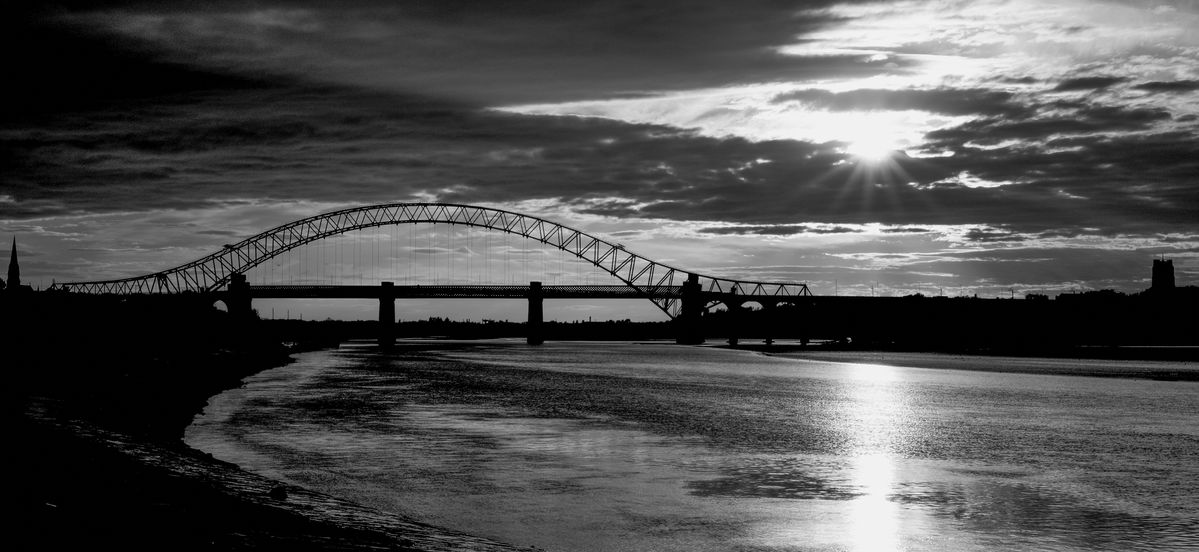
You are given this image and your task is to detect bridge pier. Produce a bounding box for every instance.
[226,273,255,322]
[762,301,778,348]
[527,281,544,345]
[727,301,743,348]
[675,273,705,345]
[379,281,395,349]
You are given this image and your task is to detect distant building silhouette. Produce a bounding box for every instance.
[7,236,19,290]
[1152,258,1175,291]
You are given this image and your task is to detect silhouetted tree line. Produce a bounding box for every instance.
[264,317,678,343]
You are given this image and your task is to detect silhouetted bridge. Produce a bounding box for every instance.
[50,203,813,345]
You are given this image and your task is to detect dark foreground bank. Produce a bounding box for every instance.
[6,301,533,551]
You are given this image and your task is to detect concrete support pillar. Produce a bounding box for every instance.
[675,273,705,345]
[763,301,777,347]
[527,281,544,345]
[379,281,395,349]
[727,301,743,347]
[226,273,254,322]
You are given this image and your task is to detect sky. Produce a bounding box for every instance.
[2,0,1197,321]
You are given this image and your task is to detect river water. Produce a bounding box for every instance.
[185,341,1199,551]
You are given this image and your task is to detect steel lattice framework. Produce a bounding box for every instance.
[50,203,810,317]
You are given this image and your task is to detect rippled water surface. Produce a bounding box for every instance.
[186,341,1199,551]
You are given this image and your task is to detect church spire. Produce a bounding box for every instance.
[7,236,19,289]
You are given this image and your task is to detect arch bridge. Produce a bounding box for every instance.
[50,203,811,345]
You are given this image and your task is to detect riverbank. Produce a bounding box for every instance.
[8,326,534,551]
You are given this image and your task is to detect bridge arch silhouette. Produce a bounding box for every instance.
[52,203,810,318]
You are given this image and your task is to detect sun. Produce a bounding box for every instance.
[845,135,897,163]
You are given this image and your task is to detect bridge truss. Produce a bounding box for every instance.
[50,203,810,317]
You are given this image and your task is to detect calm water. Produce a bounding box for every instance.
[185,341,1199,551]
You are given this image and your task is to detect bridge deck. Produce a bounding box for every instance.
[241,284,684,299]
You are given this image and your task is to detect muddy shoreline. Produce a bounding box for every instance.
[9,336,533,551]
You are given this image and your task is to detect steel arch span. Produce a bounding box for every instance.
[50,203,811,317]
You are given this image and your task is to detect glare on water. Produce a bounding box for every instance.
[849,453,898,552]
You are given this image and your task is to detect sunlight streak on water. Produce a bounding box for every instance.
[845,362,902,552]
[849,453,898,552]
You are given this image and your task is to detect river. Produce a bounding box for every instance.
[185,340,1199,551]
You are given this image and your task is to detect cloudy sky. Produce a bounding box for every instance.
[3,1,1197,320]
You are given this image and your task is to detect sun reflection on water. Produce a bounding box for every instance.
[846,362,905,551]
[850,452,900,552]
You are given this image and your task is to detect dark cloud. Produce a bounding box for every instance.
[699,224,859,236]
[923,102,1172,145]
[1,8,276,122]
[963,227,1026,243]
[912,124,1199,234]
[997,76,1039,85]
[1133,80,1199,93]
[1052,76,1128,92]
[37,0,916,106]
[772,87,1030,117]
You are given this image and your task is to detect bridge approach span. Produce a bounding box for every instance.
[240,284,682,300]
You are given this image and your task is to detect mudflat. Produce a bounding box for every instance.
[9,341,532,552]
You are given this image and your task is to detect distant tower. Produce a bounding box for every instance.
[6,237,18,289]
[1151,258,1174,291]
